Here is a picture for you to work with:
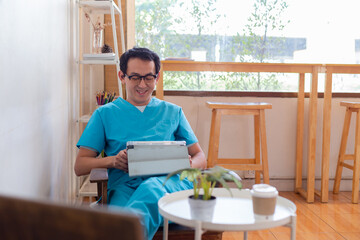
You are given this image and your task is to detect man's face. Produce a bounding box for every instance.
[120,58,158,106]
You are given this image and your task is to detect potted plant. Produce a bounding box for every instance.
[165,166,242,220]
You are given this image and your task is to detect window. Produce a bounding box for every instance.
[135,0,360,92]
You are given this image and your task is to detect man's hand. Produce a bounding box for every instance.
[188,143,206,169]
[74,147,130,176]
[112,149,129,172]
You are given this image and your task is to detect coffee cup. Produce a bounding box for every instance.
[251,184,278,216]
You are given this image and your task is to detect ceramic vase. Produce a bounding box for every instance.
[188,195,216,221]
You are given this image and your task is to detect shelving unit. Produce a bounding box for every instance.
[75,0,125,201]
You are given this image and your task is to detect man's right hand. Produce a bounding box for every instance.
[112,149,129,172]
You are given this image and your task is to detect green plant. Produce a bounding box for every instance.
[165,166,242,200]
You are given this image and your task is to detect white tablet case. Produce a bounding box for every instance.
[127,141,190,177]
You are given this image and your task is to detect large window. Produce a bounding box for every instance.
[135,0,360,92]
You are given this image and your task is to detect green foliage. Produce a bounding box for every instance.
[224,72,282,91]
[164,166,242,200]
[232,0,290,90]
[163,71,284,91]
[135,0,221,58]
[236,0,290,63]
[135,0,179,56]
[179,0,222,36]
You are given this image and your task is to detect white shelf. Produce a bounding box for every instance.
[78,176,98,197]
[75,0,125,201]
[78,114,92,123]
[81,53,117,65]
[80,59,118,65]
[79,0,121,14]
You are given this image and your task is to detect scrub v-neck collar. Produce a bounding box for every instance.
[120,97,155,114]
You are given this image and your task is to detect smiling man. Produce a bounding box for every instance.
[75,47,206,240]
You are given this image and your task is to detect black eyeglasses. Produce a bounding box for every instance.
[125,73,158,84]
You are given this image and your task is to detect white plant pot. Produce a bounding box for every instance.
[188,195,217,221]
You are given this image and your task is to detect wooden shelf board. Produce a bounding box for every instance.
[78,176,98,197]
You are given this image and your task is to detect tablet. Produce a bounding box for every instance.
[126,141,191,177]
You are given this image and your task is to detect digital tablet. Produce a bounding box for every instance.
[126,141,191,177]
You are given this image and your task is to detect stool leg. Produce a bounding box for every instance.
[259,110,270,184]
[207,109,221,168]
[352,110,360,203]
[333,108,352,194]
[254,114,261,184]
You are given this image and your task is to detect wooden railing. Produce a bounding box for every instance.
[157,61,360,99]
[157,61,360,203]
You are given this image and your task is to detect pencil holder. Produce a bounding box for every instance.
[96,91,116,107]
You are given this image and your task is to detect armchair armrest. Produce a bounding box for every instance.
[90,168,108,205]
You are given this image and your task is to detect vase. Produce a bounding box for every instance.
[188,195,216,221]
[92,28,103,54]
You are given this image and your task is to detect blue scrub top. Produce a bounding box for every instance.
[77,97,198,189]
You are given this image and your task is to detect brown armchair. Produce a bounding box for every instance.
[0,193,144,240]
[90,168,223,240]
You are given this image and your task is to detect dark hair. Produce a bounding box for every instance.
[119,47,161,75]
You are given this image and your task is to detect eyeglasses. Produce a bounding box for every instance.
[125,73,158,84]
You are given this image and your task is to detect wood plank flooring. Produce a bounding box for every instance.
[222,191,360,240]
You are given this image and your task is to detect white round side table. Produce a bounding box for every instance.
[158,188,297,240]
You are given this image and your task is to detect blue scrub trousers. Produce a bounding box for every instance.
[108,174,193,240]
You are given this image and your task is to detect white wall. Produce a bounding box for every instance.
[0,1,74,201]
[166,96,359,191]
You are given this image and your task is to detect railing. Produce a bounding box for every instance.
[157,61,360,203]
[157,61,360,98]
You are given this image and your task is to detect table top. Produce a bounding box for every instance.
[158,188,296,232]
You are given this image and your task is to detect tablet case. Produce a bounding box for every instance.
[127,141,191,177]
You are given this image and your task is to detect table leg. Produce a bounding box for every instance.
[163,218,168,240]
[244,231,248,240]
[194,220,204,240]
[290,214,297,240]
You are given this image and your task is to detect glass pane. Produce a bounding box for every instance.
[164,72,300,92]
[135,0,360,92]
[332,74,360,92]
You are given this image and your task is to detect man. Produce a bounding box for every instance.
[75,47,206,239]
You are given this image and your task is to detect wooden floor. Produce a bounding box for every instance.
[222,191,360,240]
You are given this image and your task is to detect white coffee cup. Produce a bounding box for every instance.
[251,184,278,216]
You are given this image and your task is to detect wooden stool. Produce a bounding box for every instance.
[333,101,360,203]
[206,102,272,184]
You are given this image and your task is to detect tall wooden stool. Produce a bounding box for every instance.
[333,101,360,203]
[206,102,272,184]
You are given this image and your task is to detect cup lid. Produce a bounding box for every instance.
[251,184,278,198]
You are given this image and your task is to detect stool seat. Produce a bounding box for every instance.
[206,101,272,184]
[340,101,360,108]
[333,101,360,203]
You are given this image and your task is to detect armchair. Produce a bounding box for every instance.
[90,168,223,240]
[0,193,143,240]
